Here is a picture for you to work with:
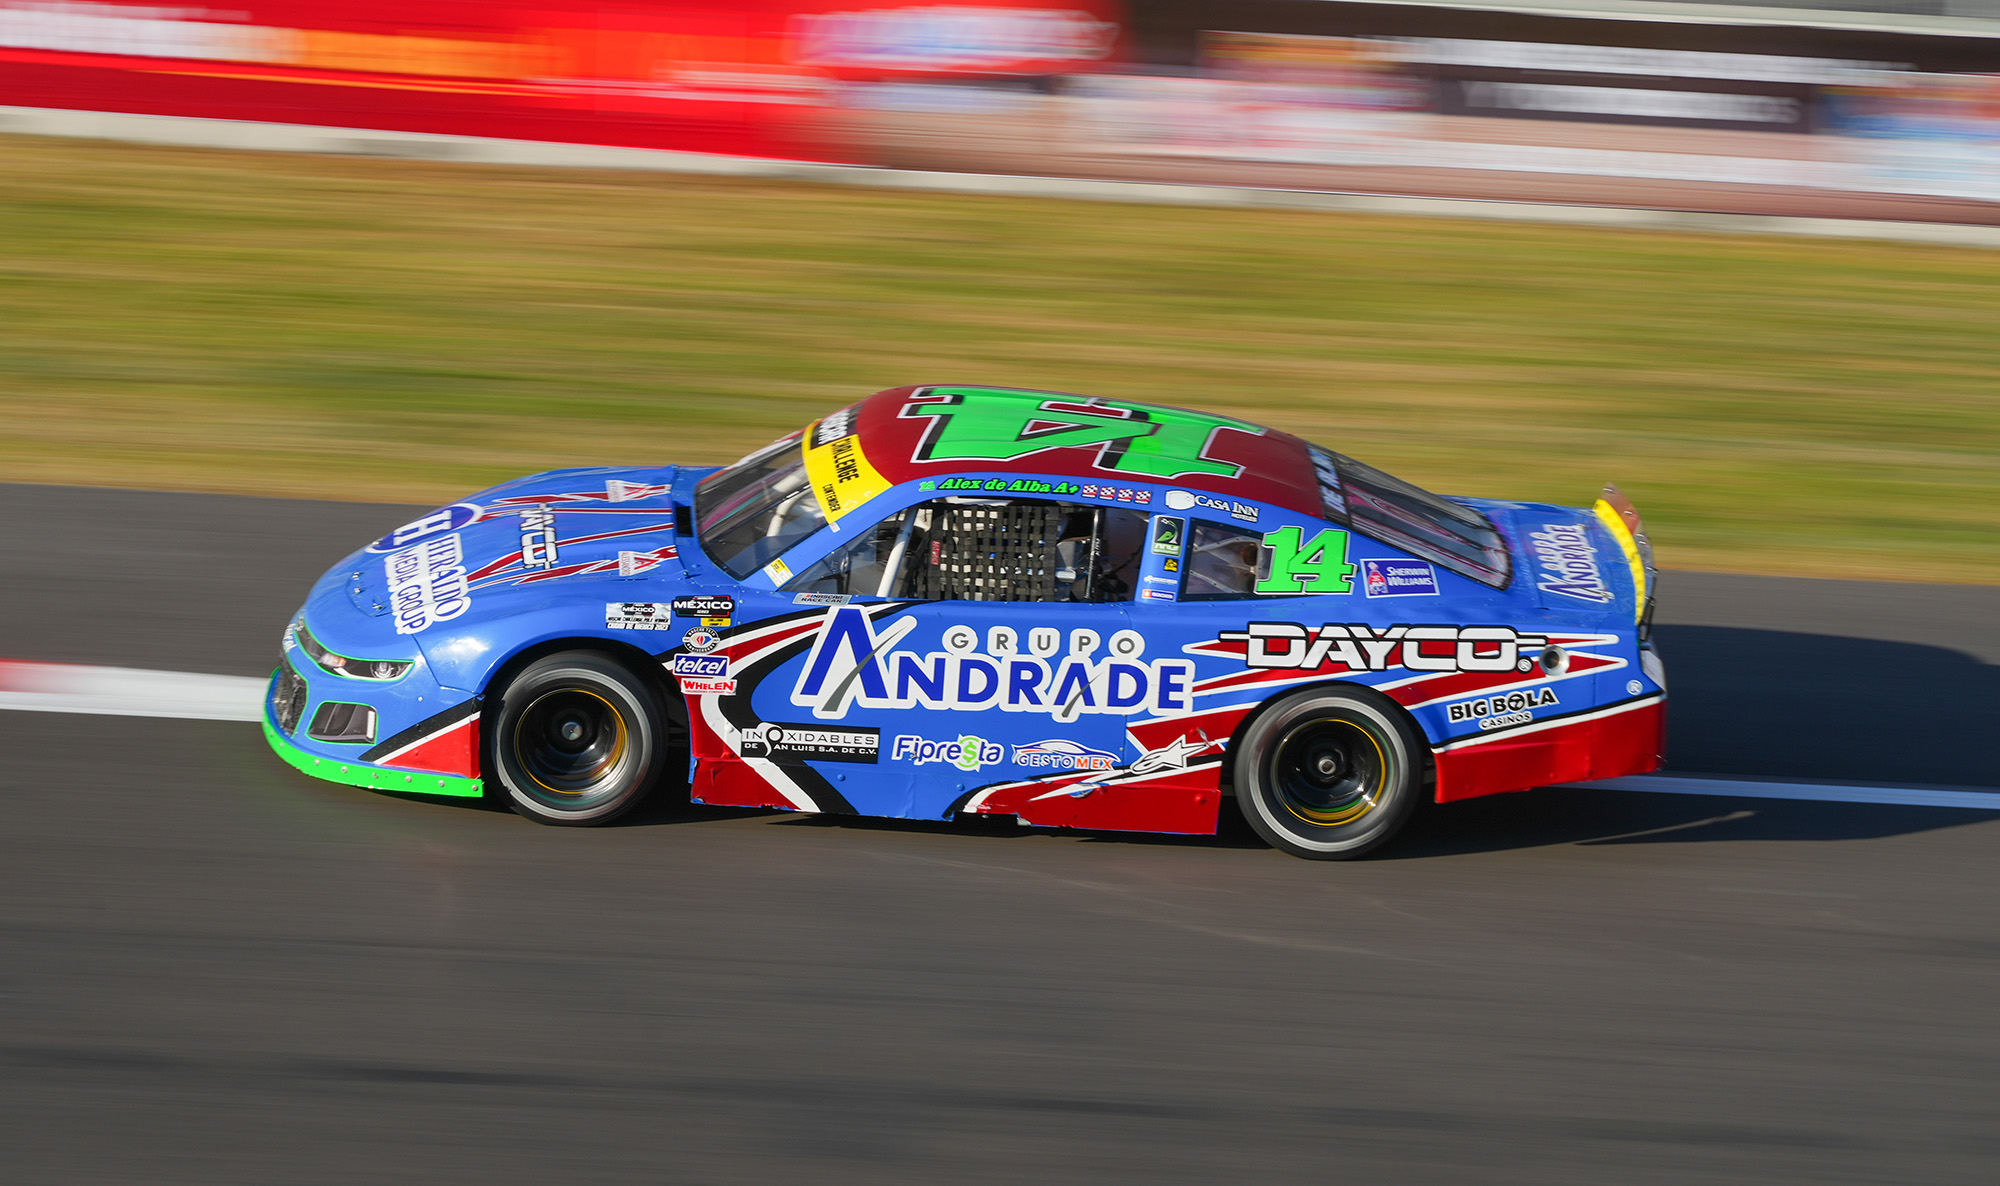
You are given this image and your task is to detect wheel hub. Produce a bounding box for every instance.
[1270,719,1385,829]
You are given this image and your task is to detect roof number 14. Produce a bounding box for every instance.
[1255,527,1358,595]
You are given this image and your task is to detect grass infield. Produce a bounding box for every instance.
[2,134,1995,582]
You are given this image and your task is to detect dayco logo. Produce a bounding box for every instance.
[1219,623,1549,674]
[892,734,1004,771]
[1448,687,1559,729]
[1163,489,1257,522]
[1530,523,1613,603]
[518,506,559,570]
[792,607,1195,722]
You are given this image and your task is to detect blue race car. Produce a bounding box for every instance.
[267,385,1664,858]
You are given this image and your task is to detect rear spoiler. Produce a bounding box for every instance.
[1592,485,1656,633]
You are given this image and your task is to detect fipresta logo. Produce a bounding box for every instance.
[892,734,1004,771]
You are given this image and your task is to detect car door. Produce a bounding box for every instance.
[769,493,1145,820]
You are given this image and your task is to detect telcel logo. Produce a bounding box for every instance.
[672,654,729,678]
[893,734,1004,772]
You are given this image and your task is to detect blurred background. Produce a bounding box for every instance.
[5,0,1998,214]
[1,0,1996,583]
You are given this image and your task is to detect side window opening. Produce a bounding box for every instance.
[783,498,1145,603]
[1180,519,1264,600]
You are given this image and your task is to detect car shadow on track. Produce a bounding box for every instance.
[1388,787,2000,859]
[1654,625,1999,788]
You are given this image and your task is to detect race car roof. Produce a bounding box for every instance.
[805,385,1325,523]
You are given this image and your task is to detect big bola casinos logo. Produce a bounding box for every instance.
[899,388,1264,480]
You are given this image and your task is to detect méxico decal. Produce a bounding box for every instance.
[803,405,893,524]
[791,607,1195,722]
[900,387,1264,481]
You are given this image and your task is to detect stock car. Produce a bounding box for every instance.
[264,385,1665,859]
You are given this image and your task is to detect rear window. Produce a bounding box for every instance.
[1327,451,1509,588]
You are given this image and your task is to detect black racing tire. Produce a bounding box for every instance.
[488,650,665,827]
[1234,686,1424,860]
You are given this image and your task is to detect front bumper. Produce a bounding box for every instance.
[262,667,483,798]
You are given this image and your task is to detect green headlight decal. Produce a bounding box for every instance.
[290,617,414,681]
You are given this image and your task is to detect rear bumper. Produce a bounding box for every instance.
[1432,694,1665,803]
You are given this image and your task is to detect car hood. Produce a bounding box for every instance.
[302,466,692,657]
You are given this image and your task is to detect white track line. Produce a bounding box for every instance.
[0,661,265,722]
[1563,775,2000,811]
[3,661,1997,808]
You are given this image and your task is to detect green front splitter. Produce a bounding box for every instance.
[263,718,483,798]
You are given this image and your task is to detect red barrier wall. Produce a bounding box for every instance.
[0,1,1122,162]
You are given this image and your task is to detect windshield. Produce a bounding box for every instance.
[1327,451,1510,588]
[695,433,827,579]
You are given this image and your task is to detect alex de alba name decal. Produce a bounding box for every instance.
[901,388,1264,481]
[792,607,1195,722]
[1222,622,1550,674]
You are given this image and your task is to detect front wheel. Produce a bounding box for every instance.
[488,651,665,826]
[1234,687,1424,860]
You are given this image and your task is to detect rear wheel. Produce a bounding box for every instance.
[1235,687,1423,860]
[489,651,664,826]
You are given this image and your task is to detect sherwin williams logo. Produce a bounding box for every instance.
[1362,559,1439,598]
[892,735,1004,771]
[1530,523,1613,603]
[1012,739,1118,771]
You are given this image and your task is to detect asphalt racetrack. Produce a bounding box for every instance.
[3,483,1997,1184]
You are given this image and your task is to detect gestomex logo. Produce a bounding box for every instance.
[892,734,1004,771]
[1530,523,1613,603]
[791,607,1195,722]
